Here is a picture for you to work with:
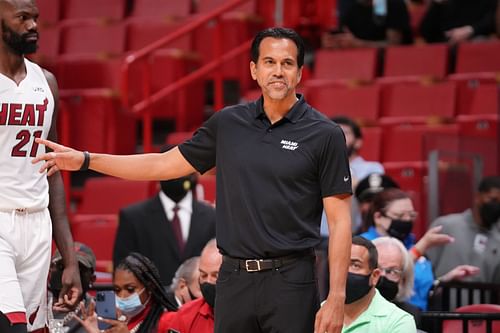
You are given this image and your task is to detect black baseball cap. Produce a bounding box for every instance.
[355,173,399,202]
[52,242,96,270]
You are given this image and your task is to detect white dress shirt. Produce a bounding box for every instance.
[159,190,193,242]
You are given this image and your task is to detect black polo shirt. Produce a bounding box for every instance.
[179,94,352,258]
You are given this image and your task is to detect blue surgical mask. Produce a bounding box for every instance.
[115,288,147,318]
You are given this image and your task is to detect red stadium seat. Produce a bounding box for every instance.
[196,0,256,15]
[197,175,216,204]
[379,81,457,125]
[130,0,192,19]
[382,124,459,163]
[60,20,126,57]
[77,177,155,214]
[57,57,121,90]
[166,131,195,146]
[59,92,136,154]
[443,304,500,333]
[313,48,379,81]
[126,18,191,52]
[37,0,61,26]
[70,214,118,270]
[62,0,126,20]
[28,25,60,73]
[358,126,382,162]
[308,83,380,125]
[382,44,448,80]
[383,161,427,238]
[455,41,500,74]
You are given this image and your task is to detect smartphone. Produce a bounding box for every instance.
[168,330,180,333]
[95,291,116,330]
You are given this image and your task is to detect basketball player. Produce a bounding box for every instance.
[0,1,82,332]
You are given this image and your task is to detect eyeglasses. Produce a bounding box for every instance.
[383,211,418,221]
[380,267,403,281]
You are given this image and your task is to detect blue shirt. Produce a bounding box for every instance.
[360,227,434,310]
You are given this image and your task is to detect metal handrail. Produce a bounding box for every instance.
[119,0,255,151]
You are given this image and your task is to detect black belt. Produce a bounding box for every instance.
[223,248,314,272]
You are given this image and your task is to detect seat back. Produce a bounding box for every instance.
[78,177,155,214]
[384,44,448,79]
[455,41,500,74]
[442,304,500,333]
[314,48,379,81]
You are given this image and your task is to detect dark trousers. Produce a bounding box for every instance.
[214,254,320,333]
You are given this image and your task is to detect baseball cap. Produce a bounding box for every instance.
[52,242,96,270]
[355,173,399,202]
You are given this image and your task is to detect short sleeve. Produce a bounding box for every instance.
[178,111,220,174]
[318,124,353,198]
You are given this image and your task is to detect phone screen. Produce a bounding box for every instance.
[95,291,117,330]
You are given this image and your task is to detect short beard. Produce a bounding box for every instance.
[1,20,38,55]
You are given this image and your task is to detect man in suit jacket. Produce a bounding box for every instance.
[113,173,216,285]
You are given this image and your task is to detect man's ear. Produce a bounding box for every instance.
[370,268,381,287]
[297,66,303,84]
[250,61,257,80]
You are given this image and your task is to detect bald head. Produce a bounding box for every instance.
[199,239,222,285]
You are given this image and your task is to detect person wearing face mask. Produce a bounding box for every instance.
[427,176,500,283]
[336,236,416,333]
[167,257,202,309]
[359,188,451,310]
[113,147,216,286]
[75,252,178,333]
[167,239,221,333]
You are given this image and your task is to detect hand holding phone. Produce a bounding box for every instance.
[95,291,117,330]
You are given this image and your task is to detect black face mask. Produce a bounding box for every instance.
[387,219,413,241]
[160,176,194,203]
[479,201,500,230]
[345,272,373,304]
[376,276,399,301]
[200,282,216,308]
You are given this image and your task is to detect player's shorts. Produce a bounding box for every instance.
[0,208,52,331]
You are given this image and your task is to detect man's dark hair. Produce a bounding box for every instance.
[332,116,362,139]
[115,253,178,333]
[478,176,500,193]
[352,236,378,270]
[250,27,305,68]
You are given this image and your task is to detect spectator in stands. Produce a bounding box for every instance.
[420,0,497,43]
[113,171,216,286]
[338,236,416,332]
[48,242,97,333]
[75,252,177,333]
[355,173,400,233]
[372,237,421,328]
[323,0,413,48]
[167,256,202,309]
[360,188,454,310]
[427,176,500,282]
[167,239,221,333]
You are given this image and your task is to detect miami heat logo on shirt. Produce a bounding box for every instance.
[0,98,48,157]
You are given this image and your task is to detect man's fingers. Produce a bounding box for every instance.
[34,137,61,151]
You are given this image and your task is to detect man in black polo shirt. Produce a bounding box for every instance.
[34,27,353,333]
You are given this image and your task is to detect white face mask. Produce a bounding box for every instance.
[115,288,147,318]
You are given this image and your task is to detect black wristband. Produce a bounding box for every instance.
[79,151,90,171]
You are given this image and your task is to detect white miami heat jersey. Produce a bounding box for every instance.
[0,58,55,211]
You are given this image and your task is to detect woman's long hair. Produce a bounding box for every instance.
[115,252,177,333]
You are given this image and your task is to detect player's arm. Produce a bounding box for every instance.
[33,140,196,180]
[315,194,352,333]
[43,69,82,309]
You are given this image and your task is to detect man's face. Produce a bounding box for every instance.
[199,248,222,285]
[0,0,39,55]
[349,244,379,285]
[476,188,500,229]
[376,244,403,284]
[250,37,302,101]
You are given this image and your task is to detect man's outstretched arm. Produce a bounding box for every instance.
[33,139,196,181]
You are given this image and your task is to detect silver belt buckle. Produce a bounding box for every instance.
[245,259,261,272]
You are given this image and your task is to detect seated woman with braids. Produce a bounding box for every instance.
[75,252,178,333]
